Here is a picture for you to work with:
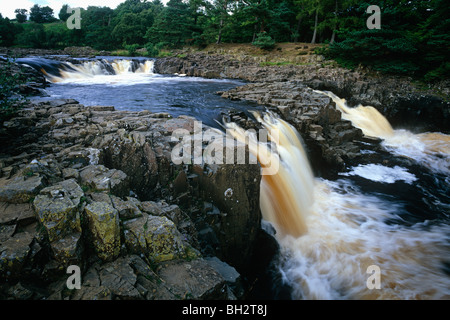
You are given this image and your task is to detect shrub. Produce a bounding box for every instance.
[327,29,420,75]
[145,42,165,57]
[252,32,276,50]
[123,43,140,57]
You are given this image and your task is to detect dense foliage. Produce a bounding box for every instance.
[0,0,448,80]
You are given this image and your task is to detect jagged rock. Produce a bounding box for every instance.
[0,175,44,204]
[109,195,143,220]
[0,224,16,243]
[123,214,194,263]
[79,165,129,197]
[84,202,120,262]
[196,162,261,271]
[7,282,35,300]
[152,259,229,300]
[205,256,243,299]
[33,179,83,242]
[0,202,36,226]
[0,231,35,280]
[140,201,183,225]
[50,232,83,266]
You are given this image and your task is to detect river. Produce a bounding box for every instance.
[18,57,450,300]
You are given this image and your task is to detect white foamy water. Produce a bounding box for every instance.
[315,90,450,175]
[278,178,450,300]
[340,164,418,184]
[226,110,450,300]
[47,59,156,85]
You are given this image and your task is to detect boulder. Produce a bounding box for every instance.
[152,259,229,300]
[33,179,83,242]
[123,214,194,263]
[50,232,83,266]
[79,165,129,197]
[196,162,261,271]
[0,175,44,204]
[0,231,35,280]
[84,202,120,262]
[0,202,36,226]
[109,195,143,220]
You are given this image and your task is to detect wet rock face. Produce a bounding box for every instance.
[0,100,260,299]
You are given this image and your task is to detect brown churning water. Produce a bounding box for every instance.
[225,98,450,299]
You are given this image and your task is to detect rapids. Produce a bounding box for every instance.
[226,97,450,300]
[17,57,450,299]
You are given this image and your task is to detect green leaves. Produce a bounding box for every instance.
[252,32,276,50]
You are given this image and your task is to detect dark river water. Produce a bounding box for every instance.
[22,57,262,128]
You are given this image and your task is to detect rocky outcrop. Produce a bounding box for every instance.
[155,52,449,134]
[0,57,48,97]
[0,99,261,300]
[220,80,378,175]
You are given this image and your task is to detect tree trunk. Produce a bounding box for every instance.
[252,17,258,42]
[294,16,302,43]
[330,30,336,44]
[216,0,228,44]
[217,17,224,44]
[330,0,338,44]
[311,8,319,44]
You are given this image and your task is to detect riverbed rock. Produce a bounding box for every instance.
[123,214,195,263]
[84,201,120,262]
[33,179,83,242]
[0,231,35,280]
[79,165,129,197]
[0,175,44,204]
[50,232,83,266]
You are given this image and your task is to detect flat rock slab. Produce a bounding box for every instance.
[0,175,44,204]
[0,202,36,226]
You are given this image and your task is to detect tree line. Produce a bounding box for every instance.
[0,0,448,81]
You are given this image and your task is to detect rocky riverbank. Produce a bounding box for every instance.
[0,98,279,300]
[155,49,449,133]
[153,48,449,175]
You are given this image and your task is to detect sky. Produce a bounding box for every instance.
[0,0,168,19]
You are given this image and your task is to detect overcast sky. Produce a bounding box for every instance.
[0,0,168,19]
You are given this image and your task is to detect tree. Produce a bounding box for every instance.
[0,14,16,46]
[59,4,71,22]
[15,9,28,23]
[145,0,195,47]
[81,6,116,50]
[29,4,57,23]
[112,11,153,45]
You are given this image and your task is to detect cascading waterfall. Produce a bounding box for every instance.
[48,59,155,83]
[225,112,315,238]
[225,98,450,300]
[17,57,155,83]
[315,90,450,175]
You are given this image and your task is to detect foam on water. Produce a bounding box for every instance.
[340,164,418,184]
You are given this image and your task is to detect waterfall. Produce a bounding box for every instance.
[315,90,450,175]
[225,103,450,300]
[225,111,315,238]
[17,58,155,83]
